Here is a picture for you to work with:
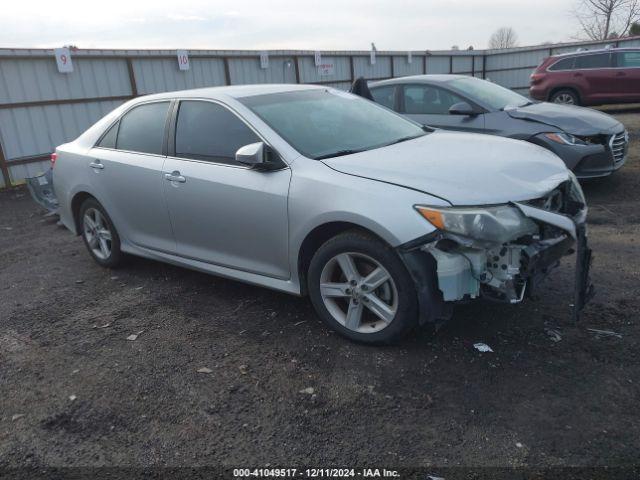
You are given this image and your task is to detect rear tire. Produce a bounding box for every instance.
[79,198,124,268]
[550,89,580,106]
[307,230,418,345]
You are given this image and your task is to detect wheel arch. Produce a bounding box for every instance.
[70,191,97,235]
[296,221,391,295]
[548,86,582,104]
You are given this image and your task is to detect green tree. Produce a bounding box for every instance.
[630,21,640,34]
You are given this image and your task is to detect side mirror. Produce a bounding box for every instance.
[449,102,479,116]
[235,142,266,167]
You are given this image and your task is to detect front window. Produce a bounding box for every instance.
[402,85,465,114]
[239,89,426,159]
[447,77,529,110]
[617,51,640,68]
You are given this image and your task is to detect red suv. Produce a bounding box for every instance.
[530,48,640,106]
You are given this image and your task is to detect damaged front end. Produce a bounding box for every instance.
[401,173,593,323]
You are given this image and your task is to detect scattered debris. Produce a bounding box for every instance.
[197,367,213,374]
[95,323,111,329]
[545,327,562,342]
[75,280,84,284]
[473,342,494,353]
[239,364,248,375]
[1,226,13,231]
[11,414,25,421]
[516,442,524,448]
[69,394,77,401]
[71,369,80,375]
[427,475,445,480]
[134,286,143,290]
[110,276,119,280]
[126,330,144,341]
[294,320,306,326]
[299,387,315,395]
[587,328,622,339]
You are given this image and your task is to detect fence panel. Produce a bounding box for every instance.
[2,37,640,186]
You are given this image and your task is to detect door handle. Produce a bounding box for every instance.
[164,171,186,183]
[616,71,626,77]
[573,72,583,77]
[89,161,104,170]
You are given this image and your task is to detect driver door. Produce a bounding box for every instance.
[162,100,291,279]
[400,84,485,132]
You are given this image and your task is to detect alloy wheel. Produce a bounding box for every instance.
[319,252,398,333]
[553,93,575,104]
[83,207,113,260]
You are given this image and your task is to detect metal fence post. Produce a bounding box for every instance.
[0,140,11,188]
[126,58,138,97]
[349,55,355,82]
[293,55,301,83]
[223,57,231,85]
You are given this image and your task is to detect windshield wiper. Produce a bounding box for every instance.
[383,134,425,147]
[314,149,365,160]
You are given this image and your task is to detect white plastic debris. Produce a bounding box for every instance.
[473,342,494,353]
[299,387,315,395]
[197,367,213,374]
[11,414,25,421]
[587,328,622,339]
[545,328,562,342]
[126,330,144,341]
[69,394,77,401]
[516,442,524,448]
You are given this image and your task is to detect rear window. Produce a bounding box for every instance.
[574,53,611,69]
[371,86,396,109]
[116,102,170,155]
[548,57,575,71]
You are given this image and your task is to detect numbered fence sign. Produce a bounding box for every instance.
[317,62,335,77]
[407,51,412,64]
[314,51,321,66]
[370,49,376,65]
[260,51,269,69]
[177,50,190,71]
[54,48,73,73]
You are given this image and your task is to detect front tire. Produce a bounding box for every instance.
[79,198,123,268]
[550,89,580,105]
[307,230,418,344]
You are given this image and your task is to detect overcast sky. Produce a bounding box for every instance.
[2,0,582,51]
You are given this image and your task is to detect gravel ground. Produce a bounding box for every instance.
[1,111,639,474]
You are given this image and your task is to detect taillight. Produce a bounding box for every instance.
[530,73,544,84]
[50,152,57,168]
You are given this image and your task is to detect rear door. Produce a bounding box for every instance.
[573,52,616,103]
[90,101,176,253]
[162,100,291,279]
[614,51,640,100]
[399,84,485,132]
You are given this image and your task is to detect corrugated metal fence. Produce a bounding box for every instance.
[1,35,640,188]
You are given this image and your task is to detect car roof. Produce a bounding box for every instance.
[552,47,640,58]
[370,74,469,87]
[131,83,324,103]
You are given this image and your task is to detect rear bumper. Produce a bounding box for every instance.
[529,85,548,101]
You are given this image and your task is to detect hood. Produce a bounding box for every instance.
[322,131,570,206]
[506,102,622,136]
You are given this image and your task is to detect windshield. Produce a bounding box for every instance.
[448,77,530,110]
[239,89,426,159]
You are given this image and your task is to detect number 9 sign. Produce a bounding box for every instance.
[54,48,73,73]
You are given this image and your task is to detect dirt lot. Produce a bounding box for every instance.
[1,111,639,475]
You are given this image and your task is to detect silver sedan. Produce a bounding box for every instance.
[53,84,590,344]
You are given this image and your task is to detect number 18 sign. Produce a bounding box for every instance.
[177,50,190,71]
[54,48,73,73]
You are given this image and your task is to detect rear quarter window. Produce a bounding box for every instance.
[548,57,575,71]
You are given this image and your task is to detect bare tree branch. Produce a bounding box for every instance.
[573,0,640,39]
[488,27,518,49]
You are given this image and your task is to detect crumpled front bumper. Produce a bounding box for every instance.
[398,202,593,324]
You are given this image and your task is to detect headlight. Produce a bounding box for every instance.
[544,132,587,146]
[568,171,587,207]
[415,204,538,244]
